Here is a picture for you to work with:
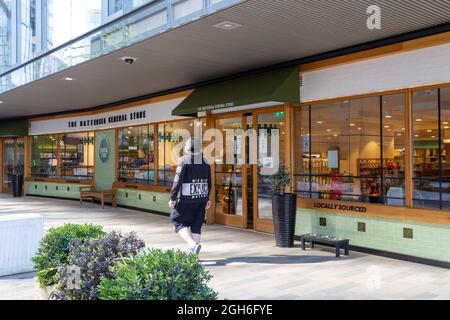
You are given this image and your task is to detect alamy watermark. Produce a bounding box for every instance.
[170,127,281,175]
[367,5,381,30]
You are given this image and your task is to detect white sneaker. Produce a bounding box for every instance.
[191,244,202,255]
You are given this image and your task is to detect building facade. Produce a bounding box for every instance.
[0,1,449,266]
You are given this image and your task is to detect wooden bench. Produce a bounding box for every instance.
[80,186,113,209]
[299,234,350,258]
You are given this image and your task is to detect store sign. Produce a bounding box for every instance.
[198,102,235,112]
[29,98,186,135]
[99,138,110,164]
[313,202,368,213]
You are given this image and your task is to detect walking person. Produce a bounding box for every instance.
[169,137,212,254]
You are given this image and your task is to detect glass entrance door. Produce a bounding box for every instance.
[2,138,24,194]
[213,108,286,233]
[214,115,250,228]
[253,110,286,233]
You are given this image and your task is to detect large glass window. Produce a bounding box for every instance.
[412,87,450,210]
[31,132,94,179]
[19,0,37,63]
[108,0,155,15]
[45,0,102,50]
[295,93,405,206]
[157,120,198,186]
[118,125,155,184]
[31,135,58,178]
[61,132,95,179]
[0,0,12,72]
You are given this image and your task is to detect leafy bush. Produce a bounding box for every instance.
[98,249,218,300]
[32,224,105,287]
[53,232,145,300]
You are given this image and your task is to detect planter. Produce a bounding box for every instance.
[272,193,297,248]
[12,175,24,198]
[34,279,53,300]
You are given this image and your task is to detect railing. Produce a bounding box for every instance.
[0,0,241,94]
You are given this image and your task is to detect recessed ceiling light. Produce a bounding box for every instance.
[326,129,331,132]
[444,122,449,125]
[0,101,3,104]
[414,135,419,138]
[62,77,75,81]
[384,125,390,129]
[316,121,323,124]
[333,134,338,137]
[445,126,450,129]
[432,136,436,138]
[427,130,432,133]
[358,127,362,131]
[213,21,242,30]
[416,118,423,122]
[397,134,402,136]
[349,123,356,127]
[385,115,392,119]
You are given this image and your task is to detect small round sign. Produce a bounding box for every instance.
[99,138,110,164]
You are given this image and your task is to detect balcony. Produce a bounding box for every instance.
[0,0,241,95]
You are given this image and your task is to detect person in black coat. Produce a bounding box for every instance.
[169,138,211,254]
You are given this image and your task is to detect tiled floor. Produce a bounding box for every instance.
[0,194,449,300]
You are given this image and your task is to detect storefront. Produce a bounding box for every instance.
[5,32,450,264]
[0,118,28,194]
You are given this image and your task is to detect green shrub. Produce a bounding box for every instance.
[54,232,145,300]
[98,249,218,300]
[32,224,105,287]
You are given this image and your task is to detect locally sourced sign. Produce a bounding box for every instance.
[313,202,368,213]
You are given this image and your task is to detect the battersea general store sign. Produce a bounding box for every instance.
[29,98,186,135]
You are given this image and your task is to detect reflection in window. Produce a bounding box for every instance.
[0,0,12,72]
[61,132,95,179]
[214,117,243,217]
[118,125,155,184]
[108,0,156,15]
[173,0,203,20]
[295,94,405,206]
[413,87,450,210]
[157,120,197,186]
[19,0,37,63]
[45,0,102,49]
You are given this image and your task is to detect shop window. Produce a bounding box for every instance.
[118,125,155,184]
[157,120,198,186]
[31,135,58,178]
[413,87,450,210]
[295,94,405,206]
[31,133,95,179]
[60,132,95,179]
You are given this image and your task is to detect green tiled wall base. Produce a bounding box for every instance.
[296,209,450,263]
[116,189,171,214]
[26,182,90,200]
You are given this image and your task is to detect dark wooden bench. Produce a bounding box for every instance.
[80,186,113,209]
[299,234,350,257]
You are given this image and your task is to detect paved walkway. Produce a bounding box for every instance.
[0,194,449,300]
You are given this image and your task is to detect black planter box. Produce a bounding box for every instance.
[272,193,297,248]
[12,175,24,198]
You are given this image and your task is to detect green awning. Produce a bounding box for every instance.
[0,118,28,137]
[172,66,300,116]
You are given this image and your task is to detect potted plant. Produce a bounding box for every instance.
[12,162,24,198]
[271,164,297,248]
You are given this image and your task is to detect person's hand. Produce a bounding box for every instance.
[169,200,177,209]
[206,200,212,210]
